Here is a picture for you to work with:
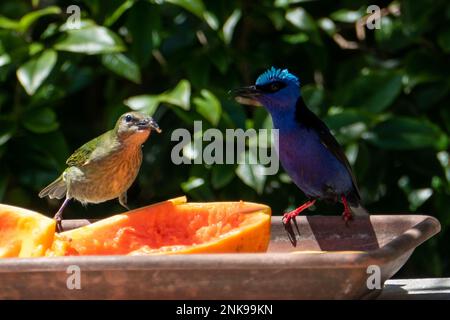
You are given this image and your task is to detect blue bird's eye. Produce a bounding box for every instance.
[270,82,281,91]
[257,81,286,93]
[125,114,133,122]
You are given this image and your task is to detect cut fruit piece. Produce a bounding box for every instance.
[0,204,56,258]
[48,196,271,256]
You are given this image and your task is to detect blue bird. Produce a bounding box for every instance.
[233,67,367,225]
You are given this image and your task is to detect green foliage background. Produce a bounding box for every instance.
[0,0,449,277]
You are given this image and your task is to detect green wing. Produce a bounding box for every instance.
[66,131,112,167]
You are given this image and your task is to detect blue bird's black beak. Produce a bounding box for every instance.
[230,86,263,107]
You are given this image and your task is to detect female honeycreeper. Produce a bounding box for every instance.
[233,67,367,226]
[39,111,161,232]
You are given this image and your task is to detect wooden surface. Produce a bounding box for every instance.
[0,215,441,300]
[379,278,450,299]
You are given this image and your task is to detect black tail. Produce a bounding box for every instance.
[346,192,369,216]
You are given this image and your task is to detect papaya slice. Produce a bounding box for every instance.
[48,196,271,256]
[0,204,56,258]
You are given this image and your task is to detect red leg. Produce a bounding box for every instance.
[341,195,353,224]
[282,199,316,225]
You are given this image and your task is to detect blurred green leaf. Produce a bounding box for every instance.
[203,11,219,30]
[317,17,336,36]
[104,0,135,27]
[163,0,205,19]
[286,7,316,31]
[54,26,125,55]
[125,79,191,115]
[162,79,191,110]
[324,109,373,143]
[375,16,414,52]
[193,89,222,125]
[366,117,449,150]
[59,19,96,31]
[16,49,57,95]
[283,32,309,44]
[0,52,11,68]
[211,165,235,189]
[330,9,363,23]
[437,26,450,53]
[275,0,309,8]
[236,152,266,194]
[337,70,403,113]
[398,175,433,211]
[18,6,61,32]
[403,50,444,89]
[286,7,320,44]
[0,119,14,146]
[102,53,141,84]
[0,171,8,201]
[126,1,160,66]
[222,9,241,45]
[125,95,160,116]
[302,84,325,113]
[22,107,59,133]
[0,16,19,29]
[181,176,204,192]
[181,175,214,200]
[401,0,436,37]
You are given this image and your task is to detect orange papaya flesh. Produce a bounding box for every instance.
[0,204,56,258]
[48,197,272,256]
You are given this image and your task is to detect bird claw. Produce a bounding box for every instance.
[342,210,353,227]
[54,216,63,233]
[282,212,295,225]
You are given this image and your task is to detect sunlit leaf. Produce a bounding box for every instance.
[163,79,191,110]
[124,79,191,115]
[330,9,363,23]
[124,95,160,116]
[54,26,125,55]
[17,49,57,95]
[222,9,241,45]
[164,0,205,19]
[317,17,336,35]
[286,7,316,31]
[181,176,204,192]
[19,6,61,32]
[0,16,19,30]
[193,89,222,125]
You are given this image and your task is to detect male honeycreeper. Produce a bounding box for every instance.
[233,67,367,225]
[39,111,161,232]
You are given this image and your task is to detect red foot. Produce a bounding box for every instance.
[282,199,316,225]
[341,195,353,225]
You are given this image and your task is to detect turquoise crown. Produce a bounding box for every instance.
[256,67,300,87]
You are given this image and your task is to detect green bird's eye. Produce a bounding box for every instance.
[125,115,133,122]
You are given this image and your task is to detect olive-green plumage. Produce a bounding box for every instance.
[39,112,161,231]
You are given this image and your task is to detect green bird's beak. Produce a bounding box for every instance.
[149,117,162,133]
[137,117,162,133]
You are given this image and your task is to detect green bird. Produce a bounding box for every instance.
[39,111,162,232]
